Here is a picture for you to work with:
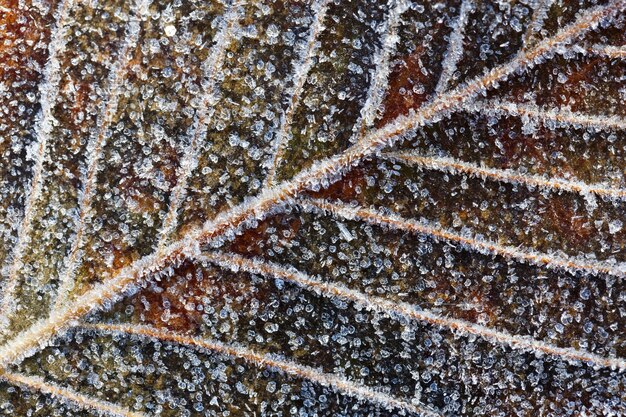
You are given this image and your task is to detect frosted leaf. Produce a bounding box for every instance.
[0,0,624,416]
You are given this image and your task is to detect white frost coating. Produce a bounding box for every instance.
[0,0,622,371]
[434,0,473,95]
[0,0,75,330]
[51,0,152,312]
[201,251,626,371]
[264,0,331,187]
[82,323,443,417]
[156,2,243,251]
[0,371,147,417]
[465,99,626,131]
[383,151,626,200]
[301,198,626,279]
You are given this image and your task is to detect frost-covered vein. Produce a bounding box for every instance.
[156,3,242,252]
[466,99,626,131]
[433,0,472,95]
[383,151,626,200]
[0,0,621,370]
[0,0,74,328]
[81,323,442,417]
[266,0,407,186]
[263,0,331,187]
[352,0,409,140]
[523,0,554,48]
[52,0,150,310]
[364,0,624,156]
[0,235,202,369]
[200,251,626,371]
[301,198,626,279]
[0,371,147,417]
[583,43,626,58]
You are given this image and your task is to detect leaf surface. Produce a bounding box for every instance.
[0,0,625,415]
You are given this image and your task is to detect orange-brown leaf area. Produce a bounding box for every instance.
[0,0,625,416]
[495,54,626,116]
[376,1,457,126]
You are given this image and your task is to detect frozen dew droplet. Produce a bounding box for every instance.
[608,219,622,234]
[165,25,176,37]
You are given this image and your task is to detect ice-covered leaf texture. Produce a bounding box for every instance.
[0,0,625,415]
